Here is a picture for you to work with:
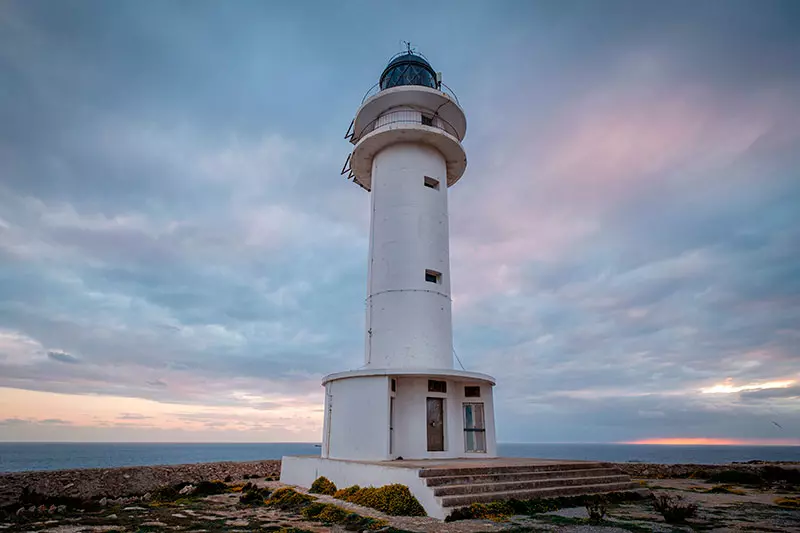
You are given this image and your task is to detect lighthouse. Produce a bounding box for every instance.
[281,50,642,518]
[322,49,498,461]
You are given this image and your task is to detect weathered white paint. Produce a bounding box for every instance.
[321,371,496,461]
[321,375,390,460]
[365,142,452,369]
[280,456,447,519]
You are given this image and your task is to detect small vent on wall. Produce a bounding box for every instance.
[425,269,441,284]
[424,176,440,190]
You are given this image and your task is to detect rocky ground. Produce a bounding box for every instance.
[0,462,797,532]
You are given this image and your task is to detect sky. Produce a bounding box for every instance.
[0,0,798,445]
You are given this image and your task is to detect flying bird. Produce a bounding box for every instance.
[771,421,783,429]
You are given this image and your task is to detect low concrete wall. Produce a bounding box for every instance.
[281,456,445,519]
[607,462,799,479]
[0,460,281,508]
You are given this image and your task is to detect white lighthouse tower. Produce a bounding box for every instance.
[282,50,642,517]
[322,49,497,461]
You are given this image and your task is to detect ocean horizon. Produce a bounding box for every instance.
[0,442,797,473]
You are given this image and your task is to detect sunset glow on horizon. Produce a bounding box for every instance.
[623,438,800,446]
[699,378,796,395]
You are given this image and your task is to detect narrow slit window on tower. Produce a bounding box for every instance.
[425,269,441,284]
[428,380,447,393]
[421,114,433,126]
[391,378,396,392]
[424,176,440,190]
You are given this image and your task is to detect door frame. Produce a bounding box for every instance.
[426,396,446,452]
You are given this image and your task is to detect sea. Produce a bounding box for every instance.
[0,442,797,473]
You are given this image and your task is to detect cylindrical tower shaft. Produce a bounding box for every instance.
[364,142,453,369]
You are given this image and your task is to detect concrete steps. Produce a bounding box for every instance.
[418,462,640,510]
[424,467,623,487]
[433,474,633,496]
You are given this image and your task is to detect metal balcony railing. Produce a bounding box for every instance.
[351,109,462,143]
[360,81,461,106]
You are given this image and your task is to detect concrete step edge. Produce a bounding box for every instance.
[419,462,605,478]
[440,481,641,508]
[424,468,623,487]
[432,475,632,496]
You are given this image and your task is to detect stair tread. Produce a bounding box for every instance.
[434,474,630,491]
[419,463,605,477]
[440,481,640,507]
[425,468,620,484]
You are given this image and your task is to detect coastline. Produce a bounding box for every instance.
[1,459,797,532]
[0,460,281,509]
[2,458,796,509]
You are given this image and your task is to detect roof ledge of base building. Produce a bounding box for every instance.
[322,367,495,386]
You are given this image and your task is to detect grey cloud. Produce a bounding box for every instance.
[47,350,81,364]
[117,413,152,420]
[0,418,30,426]
[741,386,800,400]
[1,0,798,443]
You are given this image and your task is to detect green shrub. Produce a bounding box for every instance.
[652,493,698,524]
[333,485,361,500]
[445,492,646,521]
[193,480,229,497]
[239,483,271,505]
[761,466,800,484]
[150,485,181,502]
[775,496,800,509]
[445,501,514,522]
[338,484,426,516]
[300,502,328,519]
[706,470,762,485]
[309,476,337,495]
[267,487,315,511]
[585,495,607,523]
[707,484,746,495]
[301,502,388,530]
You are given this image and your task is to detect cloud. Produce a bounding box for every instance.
[47,350,81,364]
[741,386,800,400]
[0,0,798,443]
[117,413,152,420]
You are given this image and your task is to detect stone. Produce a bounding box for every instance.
[27,506,35,513]
[15,507,24,516]
[179,484,195,495]
[56,505,66,513]
[99,497,108,506]
[106,514,118,519]
[123,506,146,511]
[141,492,152,501]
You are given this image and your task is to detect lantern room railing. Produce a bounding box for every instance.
[360,81,461,106]
[349,109,462,144]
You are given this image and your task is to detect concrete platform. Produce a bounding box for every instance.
[280,455,641,519]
